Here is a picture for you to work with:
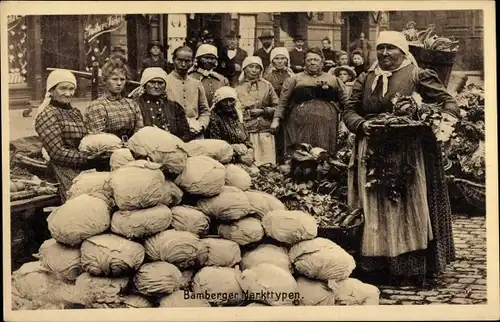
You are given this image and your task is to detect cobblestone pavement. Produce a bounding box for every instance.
[378,214,487,305]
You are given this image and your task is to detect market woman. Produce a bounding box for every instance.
[263,47,295,164]
[131,67,192,142]
[235,56,280,166]
[34,70,107,202]
[271,47,349,159]
[84,57,144,141]
[342,31,459,285]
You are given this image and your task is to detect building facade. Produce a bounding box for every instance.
[8,11,484,107]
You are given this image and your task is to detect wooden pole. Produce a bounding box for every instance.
[91,62,99,100]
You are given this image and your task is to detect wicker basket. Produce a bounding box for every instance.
[317,206,364,256]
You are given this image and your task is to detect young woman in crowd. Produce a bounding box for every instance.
[235,56,280,166]
[351,49,367,77]
[342,31,459,285]
[270,47,349,159]
[34,70,107,202]
[263,47,295,163]
[84,57,144,142]
[131,67,193,142]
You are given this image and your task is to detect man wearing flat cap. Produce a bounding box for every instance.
[189,44,230,106]
[289,34,307,73]
[253,30,275,70]
[220,30,248,86]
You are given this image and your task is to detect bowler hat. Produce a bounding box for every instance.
[258,30,274,39]
[226,30,241,39]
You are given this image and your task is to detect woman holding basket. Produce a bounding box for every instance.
[342,31,460,285]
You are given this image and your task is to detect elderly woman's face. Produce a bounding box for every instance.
[198,54,218,70]
[145,78,166,96]
[305,52,323,73]
[272,55,288,70]
[377,44,405,70]
[244,63,262,80]
[52,82,75,104]
[106,69,126,94]
[218,97,236,112]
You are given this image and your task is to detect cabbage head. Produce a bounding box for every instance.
[110,148,135,171]
[241,244,292,274]
[111,204,172,239]
[245,190,286,220]
[174,155,226,197]
[121,295,153,308]
[327,278,380,305]
[289,238,355,281]
[160,180,184,207]
[171,205,210,236]
[192,267,243,306]
[133,262,183,296]
[127,126,188,174]
[238,263,297,306]
[296,277,336,306]
[80,234,145,277]
[67,170,112,200]
[79,133,123,155]
[225,164,252,191]
[218,217,264,246]
[144,229,200,268]
[35,238,82,281]
[158,290,211,307]
[109,160,165,210]
[185,139,234,164]
[197,186,251,221]
[197,238,241,267]
[75,272,129,304]
[262,210,317,244]
[47,194,111,246]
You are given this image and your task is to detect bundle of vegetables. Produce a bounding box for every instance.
[12,126,379,310]
[448,84,485,184]
[10,175,59,201]
[402,22,459,52]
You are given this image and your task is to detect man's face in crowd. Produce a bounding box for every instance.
[174,49,194,75]
[227,37,239,50]
[294,39,305,49]
[261,37,273,49]
[150,45,161,57]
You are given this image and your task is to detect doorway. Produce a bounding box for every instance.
[341,12,370,53]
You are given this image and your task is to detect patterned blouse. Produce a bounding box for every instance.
[34,99,89,167]
[84,93,144,140]
[235,78,279,133]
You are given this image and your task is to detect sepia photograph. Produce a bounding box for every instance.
[2,1,498,321]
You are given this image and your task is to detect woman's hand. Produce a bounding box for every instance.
[270,117,280,133]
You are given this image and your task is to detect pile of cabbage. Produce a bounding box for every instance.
[12,127,379,310]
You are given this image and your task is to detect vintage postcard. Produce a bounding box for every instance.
[2,1,498,321]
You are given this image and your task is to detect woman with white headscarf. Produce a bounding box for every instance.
[235,56,279,166]
[342,31,460,285]
[131,67,192,142]
[34,70,105,202]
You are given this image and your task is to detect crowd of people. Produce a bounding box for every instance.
[32,29,459,286]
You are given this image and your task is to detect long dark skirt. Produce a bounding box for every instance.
[51,163,81,203]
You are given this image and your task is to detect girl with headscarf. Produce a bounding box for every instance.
[130,67,192,142]
[235,56,280,166]
[34,70,107,202]
[84,57,144,142]
[270,47,349,159]
[342,31,460,285]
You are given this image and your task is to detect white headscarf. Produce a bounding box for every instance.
[127,67,168,98]
[370,31,419,97]
[238,56,264,84]
[211,86,243,122]
[266,47,294,77]
[34,69,77,124]
[195,44,218,58]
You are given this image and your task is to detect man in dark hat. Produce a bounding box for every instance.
[220,30,248,86]
[289,34,307,73]
[140,40,170,77]
[200,29,216,46]
[253,30,275,70]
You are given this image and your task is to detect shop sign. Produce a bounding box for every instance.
[8,15,24,31]
[84,15,125,43]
